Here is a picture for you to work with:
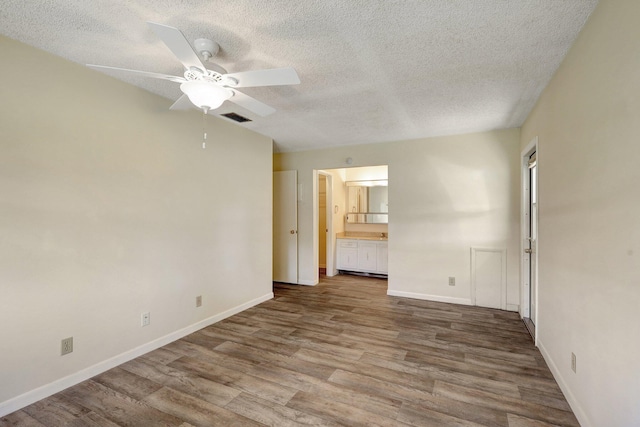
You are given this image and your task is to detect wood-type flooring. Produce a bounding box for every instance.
[2,274,579,426]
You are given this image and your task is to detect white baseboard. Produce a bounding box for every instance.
[387,289,472,306]
[297,279,318,286]
[0,292,273,417]
[537,340,591,427]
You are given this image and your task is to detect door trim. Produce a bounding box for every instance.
[317,171,335,277]
[521,136,538,344]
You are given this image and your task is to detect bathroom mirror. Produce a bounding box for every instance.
[346,180,388,224]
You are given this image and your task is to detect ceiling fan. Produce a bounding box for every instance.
[87,22,300,117]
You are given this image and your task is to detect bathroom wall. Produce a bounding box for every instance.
[343,165,389,234]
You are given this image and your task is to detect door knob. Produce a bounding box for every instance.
[290,230,296,234]
[524,248,532,254]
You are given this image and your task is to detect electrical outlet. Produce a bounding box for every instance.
[196,295,202,307]
[61,337,73,355]
[141,312,150,327]
[571,352,576,373]
[448,277,455,286]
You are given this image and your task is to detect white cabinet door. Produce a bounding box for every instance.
[376,243,388,274]
[337,240,358,269]
[358,242,377,271]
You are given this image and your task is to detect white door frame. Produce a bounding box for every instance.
[521,136,538,344]
[315,171,335,281]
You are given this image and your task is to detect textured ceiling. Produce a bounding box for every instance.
[1,0,597,152]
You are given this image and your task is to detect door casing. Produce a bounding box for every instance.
[314,171,335,282]
[521,137,539,344]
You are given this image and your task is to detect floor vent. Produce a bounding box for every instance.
[221,112,251,123]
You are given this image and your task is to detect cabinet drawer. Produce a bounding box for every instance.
[338,240,358,248]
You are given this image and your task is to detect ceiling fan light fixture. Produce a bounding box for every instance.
[180,80,232,110]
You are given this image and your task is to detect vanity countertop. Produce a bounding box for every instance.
[336,232,388,241]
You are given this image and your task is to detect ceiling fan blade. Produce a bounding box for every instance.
[87,64,186,83]
[147,22,206,72]
[223,67,300,88]
[228,90,276,117]
[169,94,196,111]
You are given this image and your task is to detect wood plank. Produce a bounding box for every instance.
[291,328,407,360]
[359,353,521,398]
[143,387,261,427]
[252,328,366,361]
[92,367,164,401]
[0,411,47,426]
[21,394,91,426]
[433,381,580,426]
[65,411,123,427]
[396,402,491,427]
[119,358,241,407]
[168,355,298,406]
[225,392,341,427]
[328,369,434,404]
[199,326,301,356]
[59,379,185,426]
[518,387,572,412]
[213,340,337,380]
[507,413,565,426]
[286,391,408,427]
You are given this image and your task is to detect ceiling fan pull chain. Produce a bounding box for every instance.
[202,109,207,149]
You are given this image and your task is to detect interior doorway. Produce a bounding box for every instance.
[521,137,538,341]
[314,166,388,286]
[317,171,334,277]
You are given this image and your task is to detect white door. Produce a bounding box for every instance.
[273,171,298,283]
[528,155,538,324]
[521,141,538,340]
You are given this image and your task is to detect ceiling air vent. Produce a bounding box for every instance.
[221,112,252,123]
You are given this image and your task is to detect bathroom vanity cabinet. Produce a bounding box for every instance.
[337,238,388,275]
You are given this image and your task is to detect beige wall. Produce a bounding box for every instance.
[0,36,273,414]
[275,128,521,304]
[344,165,388,181]
[520,0,640,425]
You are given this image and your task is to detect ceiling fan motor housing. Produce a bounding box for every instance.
[193,38,219,61]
